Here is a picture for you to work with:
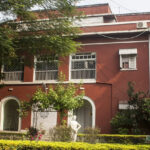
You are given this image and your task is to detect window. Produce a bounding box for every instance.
[119,49,137,70]
[35,57,58,81]
[70,53,96,80]
[2,58,24,81]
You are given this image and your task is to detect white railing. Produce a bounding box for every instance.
[35,70,58,80]
[3,71,23,81]
[71,69,96,79]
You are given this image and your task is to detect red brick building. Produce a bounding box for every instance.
[0,3,150,133]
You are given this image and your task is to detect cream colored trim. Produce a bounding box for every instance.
[69,53,96,81]
[77,20,150,27]
[18,16,150,27]
[0,80,96,85]
[69,79,96,83]
[81,40,148,46]
[80,29,149,36]
[83,96,96,128]
[119,49,137,55]
[33,56,36,82]
[67,96,96,128]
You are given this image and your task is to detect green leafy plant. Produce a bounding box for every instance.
[27,127,45,141]
[19,73,84,125]
[78,134,147,144]
[49,122,73,142]
[83,127,100,144]
[111,82,150,134]
[0,140,150,149]
[27,127,38,140]
[0,0,82,79]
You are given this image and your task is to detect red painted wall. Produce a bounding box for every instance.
[117,13,150,22]
[0,34,148,133]
[1,2,150,132]
[34,3,112,20]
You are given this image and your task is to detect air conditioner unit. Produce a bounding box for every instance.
[136,22,147,29]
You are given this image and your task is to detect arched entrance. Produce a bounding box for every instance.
[73,96,95,132]
[0,97,21,131]
[3,99,19,131]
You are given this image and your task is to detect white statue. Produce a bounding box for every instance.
[70,115,81,142]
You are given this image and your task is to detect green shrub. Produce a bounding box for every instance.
[0,131,27,140]
[0,140,150,149]
[27,126,45,141]
[27,126,38,140]
[111,82,150,135]
[83,127,100,144]
[49,124,73,142]
[78,134,147,144]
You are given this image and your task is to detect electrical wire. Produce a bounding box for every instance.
[109,0,138,13]
[97,29,148,40]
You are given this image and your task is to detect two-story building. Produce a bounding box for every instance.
[0,3,150,133]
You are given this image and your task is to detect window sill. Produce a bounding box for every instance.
[0,80,96,85]
[69,79,96,83]
[33,80,58,83]
[120,68,137,71]
[0,81,58,85]
[0,81,23,84]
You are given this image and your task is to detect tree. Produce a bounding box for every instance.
[111,82,150,134]
[0,0,81,76]
[19,73,84,125]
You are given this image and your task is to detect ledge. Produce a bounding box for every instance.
[0,80,96,85]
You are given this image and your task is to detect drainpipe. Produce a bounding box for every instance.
[149,34,150,94]
[42,82,48,94]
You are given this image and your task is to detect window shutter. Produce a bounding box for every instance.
[120,55,122,68]
[129,56,136,69]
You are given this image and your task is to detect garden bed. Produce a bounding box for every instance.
[0,131,27,140]
[78,134,149,144]
[0,140,150,150]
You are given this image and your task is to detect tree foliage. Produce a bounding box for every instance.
[111,82,150,134]
[0,0,81,70]
[19,73,84,125]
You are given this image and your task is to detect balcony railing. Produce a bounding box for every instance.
[3,71,24,81]
[71,69,96,79]
[35,71,58,80]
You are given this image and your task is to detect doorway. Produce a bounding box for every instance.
[74,100,93,132]
[3,99,19,131]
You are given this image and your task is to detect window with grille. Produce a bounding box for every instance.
[119,49,137,70]
[71,53,96,80]
[2,58,24,81]
[35,57,58,81]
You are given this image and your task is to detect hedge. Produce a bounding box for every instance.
[0,131,27,140]
[78,134,148,144]
[0,140,150,150]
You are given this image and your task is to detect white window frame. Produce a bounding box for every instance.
[69,52,96,83]
[119,49,137,71]
[1,58,24,82]
[33,56,58,82]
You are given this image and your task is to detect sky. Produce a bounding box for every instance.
[1,0,150,21]
[77,0,150,14]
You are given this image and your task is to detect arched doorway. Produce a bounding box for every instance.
[73,96,96,132]
[3,99,19,131]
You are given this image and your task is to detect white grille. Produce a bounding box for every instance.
[3,58,24,81]
[120,54,136,70]
[71,53,96,79]
[35,57,58,80]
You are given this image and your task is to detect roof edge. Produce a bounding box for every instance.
[31,3,109,13]
[76,3,109,8]
[116,12,150,16]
